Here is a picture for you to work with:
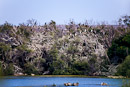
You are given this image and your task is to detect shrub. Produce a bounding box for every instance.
[50,59,65,75]
[72,62,90,75]
[16,44,32,53]
[0,62,3,76]
[24,63,38,75]
[0,22,13,33]
[34,57,46,71]
[52,69,65,75]
[107,33,130,63]
[67,45,79,54]
[116,55,130,77]
[49,47,59,61]
[64,38,69,43]
[73,38,80,45]
[119,15,130,27]
[3,63,14,75]
[0,43,11,61]
[16,25,32,40]
[0,43,11,52]
[95,29,101,33]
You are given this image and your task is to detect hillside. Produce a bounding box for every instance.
[0,17,130,76]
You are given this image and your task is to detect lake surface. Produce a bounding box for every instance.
[0,76,129,87]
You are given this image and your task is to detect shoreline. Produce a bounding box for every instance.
[1,75,128,79]
[36,75,127,79]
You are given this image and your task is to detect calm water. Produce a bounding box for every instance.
[0,76,129,87]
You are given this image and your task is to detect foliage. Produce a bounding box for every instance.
[0,16,130,76]
[119,15,130,27]
[49,60,90,75]
[64,38,69,43]
[34,57,46,72]
[107,33,130,63]
[52,69,65,75]
[49,20,56,29]
[0,22,13,33]
[73,38,80,45]
[88,58,97,73]
[34,57,46,64]
[0,22,16,37]
[49,47,59,61]
[24,63,38,75]
[17,26,31,39]
[72,62,90,75]
[0,42,11,61]
[16,44,32,53]
[0,43,11,52]
[50,59,65,75]
[67,45,79,54]
[3,63,14,76]
[116,55,130,77]
[0,62,3,76]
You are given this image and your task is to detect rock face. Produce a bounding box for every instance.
[0,22,127,76]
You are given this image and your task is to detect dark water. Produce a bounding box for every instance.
[0,76,129,87]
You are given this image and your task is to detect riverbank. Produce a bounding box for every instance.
[107,76,126,79]
[1,74,128,79]
[36,75,128,79]
[9,75,128,79]
[36,75,102,78]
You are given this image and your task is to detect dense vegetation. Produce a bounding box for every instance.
[107,16,130,77]
[107,33,130,64]
[0,16,130,76]
[116,55,130,77]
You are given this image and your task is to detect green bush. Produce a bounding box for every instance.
[119,15,130,27]
[3,63,14,75]
[17,26,31,38]
[73,38,80,45]
[0,22,13,33]
[67,45,79,54]
[52,69,65,75]
[50,59,65,75]
[72,62,90,75]
[24,63,38,75]
[108,33,130,63]
[0,43,11,61]
[49,59,90,75]
[49,47,59,61]
[116,55,130,77]
[0,62,3,76]
[64,38,69,43]
[0,43,11,52]
[16,44,32,53]
[64,67,73,75]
